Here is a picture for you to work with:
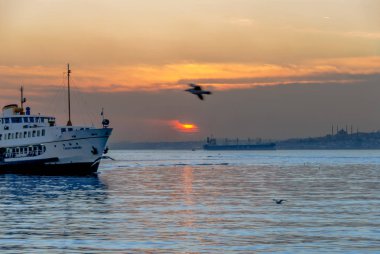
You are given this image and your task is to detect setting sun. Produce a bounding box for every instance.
[183,124,195,129]
[171,120,199,133]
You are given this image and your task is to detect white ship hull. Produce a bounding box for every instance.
[0,128,112,175]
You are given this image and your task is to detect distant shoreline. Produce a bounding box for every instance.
[110,130,380,150]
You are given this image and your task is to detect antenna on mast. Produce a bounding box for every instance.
[67,63,72,126]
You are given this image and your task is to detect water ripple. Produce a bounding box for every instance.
[0,150,379,253]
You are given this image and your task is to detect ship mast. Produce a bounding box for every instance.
[67,64,72,126]
[20,86,26,114]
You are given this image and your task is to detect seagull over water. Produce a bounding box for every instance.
[185,83,212,100]
[273,199,287,204]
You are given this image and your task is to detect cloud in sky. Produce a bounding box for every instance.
[0,57,379,96]
[1,0,379,66]
[227,18,256,27]
[344,31,380,40]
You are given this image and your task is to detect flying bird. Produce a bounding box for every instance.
[273,199,286,204]
[185,83,212,100]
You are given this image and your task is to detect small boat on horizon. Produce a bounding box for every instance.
[0,64,112,175]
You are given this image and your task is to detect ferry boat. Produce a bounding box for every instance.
[0,65,112,175]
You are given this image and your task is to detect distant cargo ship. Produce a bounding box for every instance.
[203,137,276,150]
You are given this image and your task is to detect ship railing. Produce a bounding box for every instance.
[4,149,45,159]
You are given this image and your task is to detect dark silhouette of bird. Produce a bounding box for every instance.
[273,199,286,204]
[185,83,212,100]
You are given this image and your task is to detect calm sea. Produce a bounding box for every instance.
[0,150,379,253]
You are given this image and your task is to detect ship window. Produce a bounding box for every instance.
[28,131,31,138]
[0,134,2,140]
[32,130,36,137]
[23,117,29,123]
[11,117,21,123]
[24,131,27,138]
[42,129,45,136]
[37,130,40,137]
[15,133,19,139]
[29,117,34,123]
[61,128,66,133]
[11,133,14,139]
[4,118,10,124]
[35,117,40,123]
[68,128,73,132]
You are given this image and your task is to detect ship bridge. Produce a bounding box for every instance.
[1,104,56,130]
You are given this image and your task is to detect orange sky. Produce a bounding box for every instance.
[1,0,379,92]
[1,0,380,142]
